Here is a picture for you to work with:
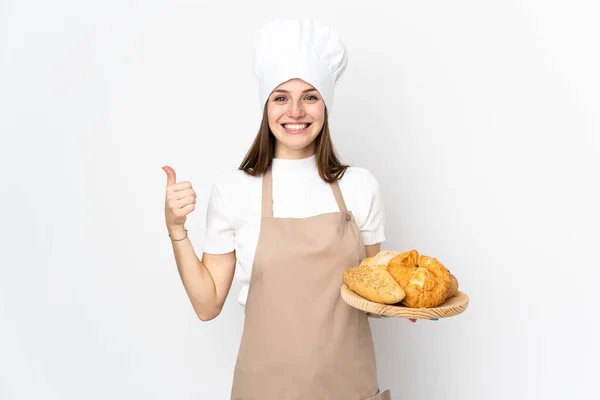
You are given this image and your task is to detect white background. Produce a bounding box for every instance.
[1,0,599,399]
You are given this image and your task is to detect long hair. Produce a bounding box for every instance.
[238,105,350,183]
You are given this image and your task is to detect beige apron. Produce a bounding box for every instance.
[230,167,392,400]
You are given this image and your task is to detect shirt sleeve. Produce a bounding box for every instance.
[202,181,236,254]
[359,170,386,246]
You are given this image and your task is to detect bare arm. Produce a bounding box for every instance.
[162,166,236,321]
[365,243,381,258]
[169,225,236,321]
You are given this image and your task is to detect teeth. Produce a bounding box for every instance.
[283,124,308,131]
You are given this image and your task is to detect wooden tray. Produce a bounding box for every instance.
[340,284,469,320]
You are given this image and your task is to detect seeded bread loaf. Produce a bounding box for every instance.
[343,264,405,304]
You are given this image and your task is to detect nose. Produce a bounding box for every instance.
[286,100,306,119]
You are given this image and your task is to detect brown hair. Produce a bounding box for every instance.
[238,105,350,183]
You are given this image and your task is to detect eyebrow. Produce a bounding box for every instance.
[272,88,318,94]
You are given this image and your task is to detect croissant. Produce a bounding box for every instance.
[361,250,457,308]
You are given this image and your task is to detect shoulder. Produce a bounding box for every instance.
[212,169,260,186]
[338,166,381,193]
[338,166,385,242]
[210,169,262,199]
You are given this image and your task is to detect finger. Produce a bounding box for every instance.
[167,181,193,193]
[172,189,196,201]
[162,166,176,187]
[175,196,196,207]
[181,203,195,214]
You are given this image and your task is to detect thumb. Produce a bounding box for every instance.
[162,165,176,186]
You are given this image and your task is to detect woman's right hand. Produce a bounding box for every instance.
[162,165,197,230]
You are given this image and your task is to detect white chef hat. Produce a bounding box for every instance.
[253,19,348,111]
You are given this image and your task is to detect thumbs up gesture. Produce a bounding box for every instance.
[162,166,197,229]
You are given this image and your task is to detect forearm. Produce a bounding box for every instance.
[168,226,219,320]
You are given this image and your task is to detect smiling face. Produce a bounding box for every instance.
[267,78,326,159]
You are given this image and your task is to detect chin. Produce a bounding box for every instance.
[279,139,314,151]
[272,134,317,155]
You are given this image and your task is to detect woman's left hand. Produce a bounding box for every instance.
[366,313,415,321]
[408,318,438,322]
[366,313,437,323]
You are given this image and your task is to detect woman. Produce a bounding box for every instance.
[162,20,392,400]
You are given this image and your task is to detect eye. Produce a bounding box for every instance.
[305,95,318,101]
[274,96,287,102]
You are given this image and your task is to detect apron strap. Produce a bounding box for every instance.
[261,165,349,217]
[330,180,348,213]
[262,166,273,217]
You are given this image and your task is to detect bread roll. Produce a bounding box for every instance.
[359,251,402,268]
[343,264,405,304]
[386,250,419,287]
[447,273,459,298]
[388,254,452,308]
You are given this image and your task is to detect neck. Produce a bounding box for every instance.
[274,142,316,160]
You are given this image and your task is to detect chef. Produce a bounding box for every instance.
[163,19,391,399]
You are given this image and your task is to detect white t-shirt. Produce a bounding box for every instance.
[202,154,385,306]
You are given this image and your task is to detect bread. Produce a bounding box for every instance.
[343,264,405,304]
[385,250,419,288]
[448,273,459,298]
[344,249,460,308]
[386,252,454,308]
[359,250,402,268]
[407,255,453,307]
